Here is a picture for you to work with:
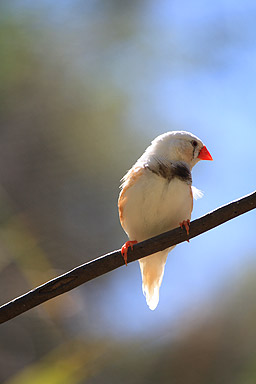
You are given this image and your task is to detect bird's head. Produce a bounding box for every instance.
[147,131,213,169]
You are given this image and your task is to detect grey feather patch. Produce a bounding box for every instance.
[145,159,192,184]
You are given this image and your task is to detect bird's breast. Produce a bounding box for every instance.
[120,171,192,241]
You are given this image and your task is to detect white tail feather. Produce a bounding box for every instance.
[139,249,172,310]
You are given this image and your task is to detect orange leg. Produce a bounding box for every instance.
[121,240,138,266]
[179,219,190,241]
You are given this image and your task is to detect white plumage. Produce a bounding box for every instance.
[118,131,212,310]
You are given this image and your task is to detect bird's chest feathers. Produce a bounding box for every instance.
[122,172,192,240]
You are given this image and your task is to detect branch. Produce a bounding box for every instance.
[0,191,255,324]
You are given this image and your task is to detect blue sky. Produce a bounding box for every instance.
[94,0,256,338]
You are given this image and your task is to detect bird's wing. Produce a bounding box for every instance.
[118,165,145,229]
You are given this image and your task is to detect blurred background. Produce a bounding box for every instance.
[0,0,255,383]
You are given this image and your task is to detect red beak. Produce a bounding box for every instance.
[198,146,213,161]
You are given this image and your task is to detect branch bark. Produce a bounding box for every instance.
[0,191,255,324]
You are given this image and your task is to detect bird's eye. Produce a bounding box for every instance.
[191,140,198,147]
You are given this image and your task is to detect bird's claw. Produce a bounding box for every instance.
[179,219,190,241]
[121,240,138,266]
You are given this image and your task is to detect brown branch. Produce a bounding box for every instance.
[0,191,255,324]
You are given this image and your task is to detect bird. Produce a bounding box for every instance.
[118,131,212,310]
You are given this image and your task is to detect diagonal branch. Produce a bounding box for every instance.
[0,191,255,324]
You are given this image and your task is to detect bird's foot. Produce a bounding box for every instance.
[121,240,138,266]
[179,219,190,242]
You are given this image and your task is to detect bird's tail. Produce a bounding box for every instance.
[139,248,173,310]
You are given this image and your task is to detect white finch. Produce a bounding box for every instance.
[118,131,212,310]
